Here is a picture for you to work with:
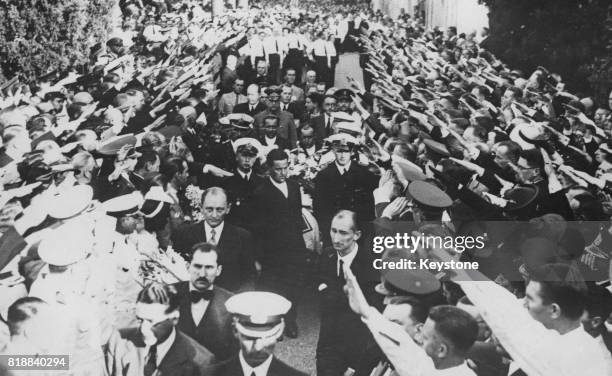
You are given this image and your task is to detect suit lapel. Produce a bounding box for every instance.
[157,332,189,373]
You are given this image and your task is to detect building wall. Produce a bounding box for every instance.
[424,0,489,34]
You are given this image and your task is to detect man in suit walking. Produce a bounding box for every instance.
[173,243,238,361]
[105,282,216,376]
[233,84,268,117]
[213,291,307,376]
[309,94,337,148]
[246,149,307,338]
[171,187,257,292]
[313,134,378,246]
[315,210,381,376]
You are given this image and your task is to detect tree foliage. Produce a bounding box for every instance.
[481,0,612,101]
[0,0,116,82]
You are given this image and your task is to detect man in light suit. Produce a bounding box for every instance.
[105,282,216,376]
[173,244,238,361]
[171,187,257,292]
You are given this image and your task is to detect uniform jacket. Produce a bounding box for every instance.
[313,162,378,241]
[221,171,265,229]
[246,178,305,266]
[213,355,307,376]
[173,282,238,361]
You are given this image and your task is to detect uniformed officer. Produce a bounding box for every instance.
[222,138,264,228]
[313,133,378,246]
[214,291,308,376]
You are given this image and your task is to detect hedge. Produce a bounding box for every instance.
[0,0,116,82]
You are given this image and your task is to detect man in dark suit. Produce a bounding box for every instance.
[171,187,257,292]
[214,291,308,376]
[173,243,238,361]
[233,84,268,117]
[105,282,216,376]
[279,84,305,129]
[309,94,337,148]
[259,115,291,151]
[315,210,381,376]
[313,134,378,246]
[222,141,265,229]
[246,149,307,338]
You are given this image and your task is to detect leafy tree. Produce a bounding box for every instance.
[0,0,116,82]
[481,0,612,101]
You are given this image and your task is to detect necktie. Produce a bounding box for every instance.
[326,116,331,131]
[250,105,255,113]
[338,259,346,284]
[275,39,279,53]
[190,289,214,303]
[234,93,239,107]
[209,228,217,244]
[250,372,256,376]
[144,345,157,376]
[243,173,249,182]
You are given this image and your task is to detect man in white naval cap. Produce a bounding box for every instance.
[213,291,307,376]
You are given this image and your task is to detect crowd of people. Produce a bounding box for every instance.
[0,0,611,375]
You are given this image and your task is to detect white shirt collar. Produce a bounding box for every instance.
[264,136,277,146]
[204,221,224,240]
[336,161,351,174]
[269,177,288,196]
[238,169,251,180]
[337,243,358,274]
[153,328,176,367]
[239,351,273,376]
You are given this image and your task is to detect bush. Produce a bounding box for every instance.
[481,0,612,102]
[0,0,116,82]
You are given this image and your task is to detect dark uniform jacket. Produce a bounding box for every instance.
[221,171,264,229]
[313,162,378,244]
[173,282,238,361]
[246,178,305,266]
[213,355,307,376]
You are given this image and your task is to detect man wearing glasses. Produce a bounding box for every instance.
[105,282,217,376]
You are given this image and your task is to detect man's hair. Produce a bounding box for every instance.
[201,186,227,204]
[266,149,288,166]
[428,305,478,356]
[494,140,521,162]
[135,148,159,171]
[323,94,337,103]
[529,263,588,321]
[585,282,612,325]
[520,148,544,170]
[137,282,180,313]
[388,295,431,324]
[332,209,360,232]
[7,297,46,336]
[263,115,279,125]
[300,124,314,134]
[247,84,259,94]
[506,86,523,100]
[191,242,220,262]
